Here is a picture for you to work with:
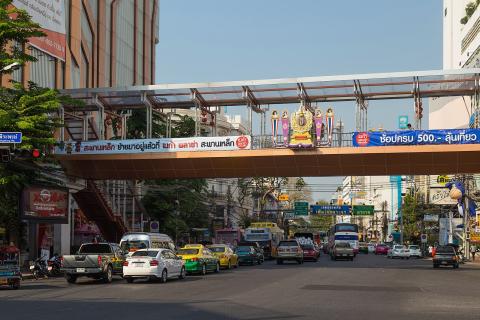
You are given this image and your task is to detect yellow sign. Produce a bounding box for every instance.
[436,175,451,186]
[279,194,289,201]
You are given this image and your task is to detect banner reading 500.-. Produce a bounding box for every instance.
[353,129,480,147]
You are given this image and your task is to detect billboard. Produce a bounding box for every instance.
[13,0,66,61]
[353,128,480,147]
[55,136,252,155]
[21,186,69,223]
[429,188,457,205]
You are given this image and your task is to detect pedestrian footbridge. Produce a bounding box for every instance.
[56,144,480,180]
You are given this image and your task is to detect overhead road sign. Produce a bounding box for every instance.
[311,205,351,215]
[0,132,22,143]
[294,202,309,216]
[352,205,374,216]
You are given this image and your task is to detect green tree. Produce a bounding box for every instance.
[401,193,422,244]
[0,1,67,242]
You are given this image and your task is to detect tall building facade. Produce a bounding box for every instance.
[430,0,478,129]
[3,0,159,89]
[2,0,159,261]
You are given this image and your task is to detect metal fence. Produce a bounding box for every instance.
[251,132,353,150]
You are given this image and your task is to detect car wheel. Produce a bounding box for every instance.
[276,259,283,265]
[214,263,220,273]
[314,258,318,262]
[433,264,439,268]
[228,261,232,269]
[103,265,113,283]
[179,267,186,279]
[65,274,77,284]
[159,269,168,283]
[125,277,134,283]
[201,264,207,275]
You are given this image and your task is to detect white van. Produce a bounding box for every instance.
[119,233,175,255]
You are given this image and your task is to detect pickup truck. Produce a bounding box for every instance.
[331,242,354,261]
[433,245,460,269]
[61,243,125,284]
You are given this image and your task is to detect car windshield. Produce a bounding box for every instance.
[394,245,404,249]
[336,243,350,248]
[437,246,455,254]
[131,250,158,257]
[409,245,419,250]
[79,244,111,254]
[120,240,149,252]
[279,241,298,247]
[236,246,252,252]
[177,249,199,255]
[209,247,225,253]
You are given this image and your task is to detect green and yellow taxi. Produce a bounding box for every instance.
[207,244,239,269]
[177,244,220,275]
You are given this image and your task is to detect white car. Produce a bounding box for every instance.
[387,245,410,259]
[408,245,422,258]
[367,243,376,253]
[123,248,185,283]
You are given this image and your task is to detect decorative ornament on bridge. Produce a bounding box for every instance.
[271,110,279,145]
[325,107,334,146]
[281,110,289,146]
[289,104,313,148]
[314,108,323,147]
[445,180,465,217]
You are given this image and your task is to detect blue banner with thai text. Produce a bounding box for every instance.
[311,205,351,215]
[352,129,480,147]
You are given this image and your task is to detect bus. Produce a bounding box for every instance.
[214,228,242,247]
[244,222,284,259]
[327,223,359,255]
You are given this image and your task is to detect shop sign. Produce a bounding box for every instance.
[13,0,66,61]
[55,136,252,155]
[429,188,456,205]
[353,128,480,147]
[398,115,408,129]
[429,175,453,188]
[21,187,68,223]
[278,194,289,201]
[352,205,374,216]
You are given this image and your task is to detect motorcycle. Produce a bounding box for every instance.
[47,254,62,276]
[29,257,48,280]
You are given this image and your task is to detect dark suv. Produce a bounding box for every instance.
[433,245,460,269]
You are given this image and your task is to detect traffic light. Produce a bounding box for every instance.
[12,148,45,160]
[0,147,10,163]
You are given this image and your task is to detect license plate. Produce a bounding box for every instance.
[0,279,7,285]
[341,254,346,256]
[442,261,448,265]
[133,263,143,267]
[76,268,86,273]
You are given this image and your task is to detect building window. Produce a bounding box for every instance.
[81,48,90,88]
[29,47,55,88]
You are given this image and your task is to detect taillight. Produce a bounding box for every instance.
[60,256,64,267]
[97,255,102,267]
[190,257,198,262]
[150,260,159,266]
[123,261,129,266]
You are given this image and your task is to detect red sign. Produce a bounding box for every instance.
[236,136,249,149]
[22,187,68,222]
[355,132,370,147]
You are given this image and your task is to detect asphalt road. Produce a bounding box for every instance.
[1,254,480,320]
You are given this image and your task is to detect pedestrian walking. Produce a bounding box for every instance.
[471,244,477,261]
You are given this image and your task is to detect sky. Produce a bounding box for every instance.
[155,0,443,201]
